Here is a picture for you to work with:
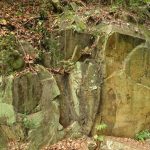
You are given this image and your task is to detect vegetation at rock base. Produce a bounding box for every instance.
[135,130,150,141]
[94,123,107,149]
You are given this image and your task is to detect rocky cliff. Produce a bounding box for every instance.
[0,24,150,149]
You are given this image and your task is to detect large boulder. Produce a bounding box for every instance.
[13,72,42,114]
[0,65,62,148]
[28,101,63,150]
[15,65,62,149]
[13,65,60,114]
[56,60,101,135]
[100,70,150,137]
[94,25,150,137]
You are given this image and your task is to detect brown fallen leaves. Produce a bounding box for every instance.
[7,141,29,150]
[7,137,96,150]
[42,137,96,150]
[7,136,150,150]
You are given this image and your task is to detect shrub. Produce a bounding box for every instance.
[135,130,150,141]
[94,123,107,142]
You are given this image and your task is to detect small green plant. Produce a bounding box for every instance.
[135,130,150,141]
[23,117,35,129]
[110,5,118,13]
[94,123,107,149]
[94,123,107,144]
[40,35,63,67]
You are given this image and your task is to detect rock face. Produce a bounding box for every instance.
[0,25,150,148]
[0,65,62,149]
[96,26,150,137]
[56,61,101,135]
[13,72,42,114]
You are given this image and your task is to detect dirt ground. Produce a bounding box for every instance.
[7,136,150,150]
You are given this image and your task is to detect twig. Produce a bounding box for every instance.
[22,16,39,26]
[16,29,26,56]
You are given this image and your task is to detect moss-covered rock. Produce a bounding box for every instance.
[13,71,42,114]
[28,101,63,150]
[23,111,43,129]
[0,35,25,75]
[0,75,13,104]
[0,103,16,125]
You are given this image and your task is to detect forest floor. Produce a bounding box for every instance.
[7,136,150,150]
[0,0,150,49]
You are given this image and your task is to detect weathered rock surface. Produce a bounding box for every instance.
[95,26,150,137]
[101,137,139,150]
[28,101,62,150]
[13,72,42,114]
[0,65,63,149]
[56,61,101,135]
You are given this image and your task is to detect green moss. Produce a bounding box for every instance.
[40,31,63,67]
[23,112,43,129]
[0,103,16,125]
[0,34,18,51]
[0,34,24,75]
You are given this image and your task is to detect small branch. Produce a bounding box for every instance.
[15,31,26,57]
[22,17,39,26]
